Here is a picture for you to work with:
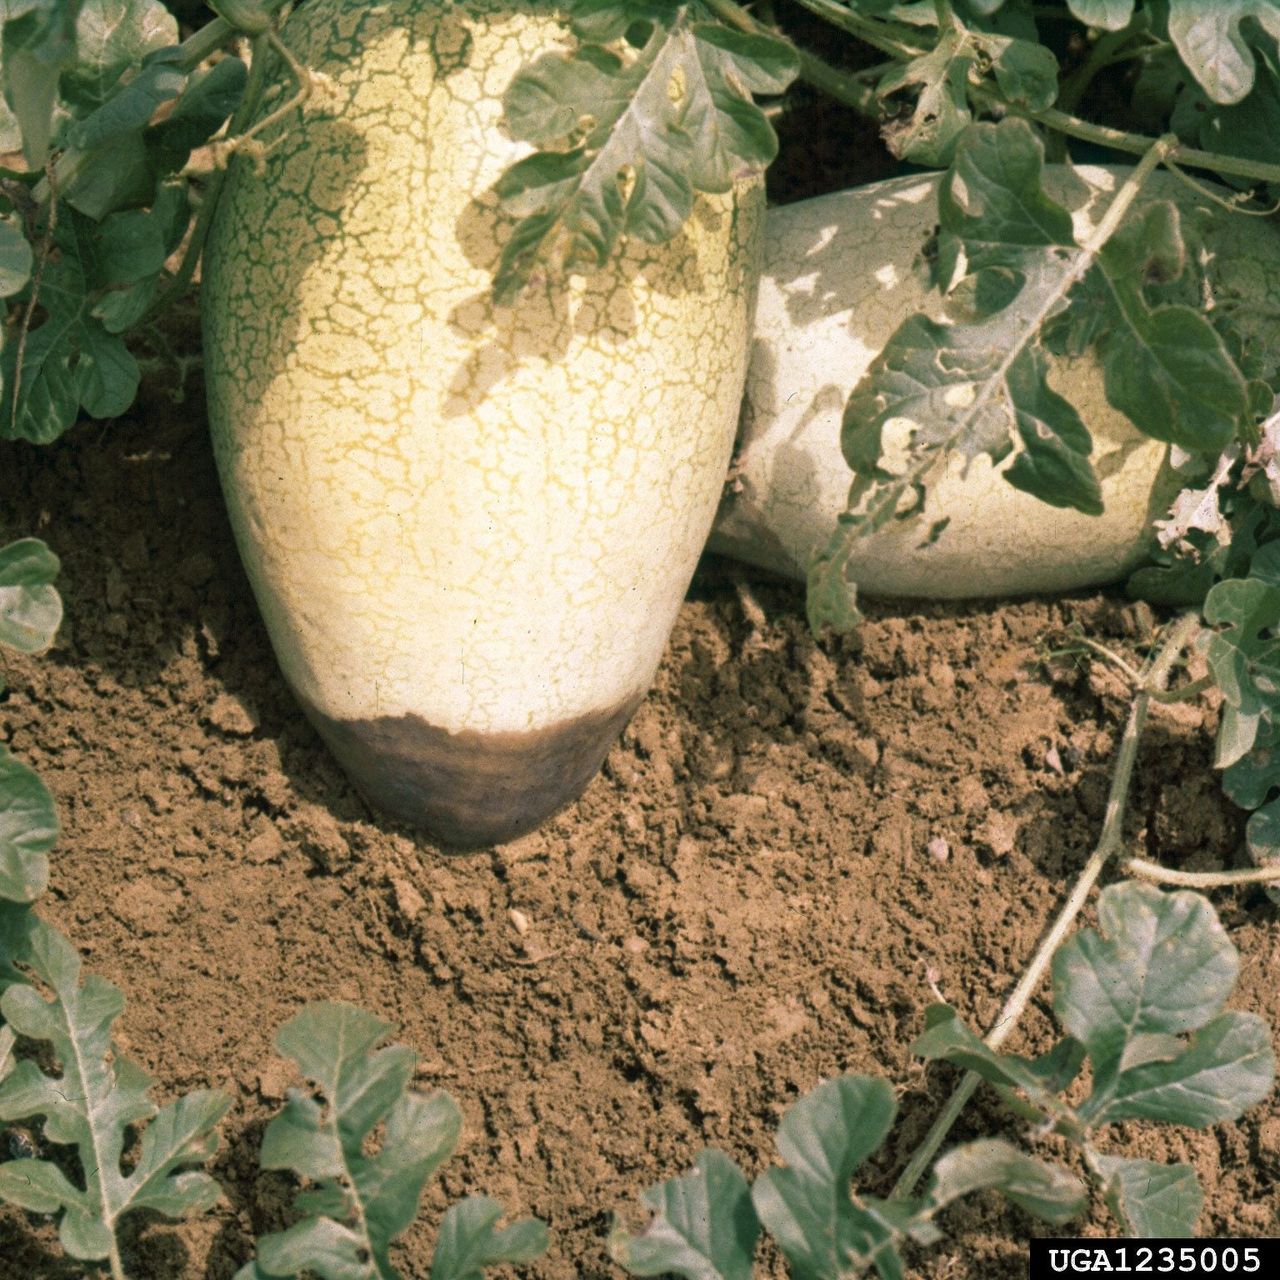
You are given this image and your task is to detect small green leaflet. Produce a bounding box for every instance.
[0,745,58,904]
[911,1004,1085,1106]
[0,914,231,1261]
[924,1139,1084,1225]
[235,1002,547,1280]
[1167,0,1280,106]
[494,1,797,302]
[0,536,61,654]
[1093,1156,1202,1239]
[610,1148,759,1280]
[431,1196,550,1280]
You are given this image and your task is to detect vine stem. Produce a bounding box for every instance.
[1122,857,1280,889]
[708,0,1280,188]
[178,0,293,68]
[983,95,1280,186]
[890,610,1202,1199]
[786,0,928,59]
[142,26,276,323]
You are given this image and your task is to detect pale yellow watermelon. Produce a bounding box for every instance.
[202,0,764,845]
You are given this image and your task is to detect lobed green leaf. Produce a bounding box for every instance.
[1089,1012,1275,1128]
[877,25,975,166]
[813,114,1259,634]
[1202,575,1280,768]
[58,0,178,118]
[567,0,683,45]
[873,4,1056,165]
[751,1075,902,1280]
[494,3,796,302]
[239,1001,545,1280]
[1052,882,1241,1088]
[147,54,248,170]
[1049,883,1276,1128]
[430,1196,550,1280]
[1167,0,1280,106]
[0,913,230,1260]
[65,47,187,153]
[0,204,157,441]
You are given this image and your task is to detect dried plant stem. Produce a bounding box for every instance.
[144,26,276,322]
[891,610,1202,1198]
[1122,857,1280,889]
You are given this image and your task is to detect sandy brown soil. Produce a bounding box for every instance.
[2,351,1278,1279]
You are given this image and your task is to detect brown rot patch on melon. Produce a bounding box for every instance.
[298,691,644,849]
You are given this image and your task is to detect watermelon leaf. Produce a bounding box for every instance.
[916,882,1275,1239]
[233,1002,548,1280]
[1167,0,1280,105]
[0,914,231,1262]
[494,1,797,303]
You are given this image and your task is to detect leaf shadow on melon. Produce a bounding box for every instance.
[712,335,848,580]
[441,188,724,418]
